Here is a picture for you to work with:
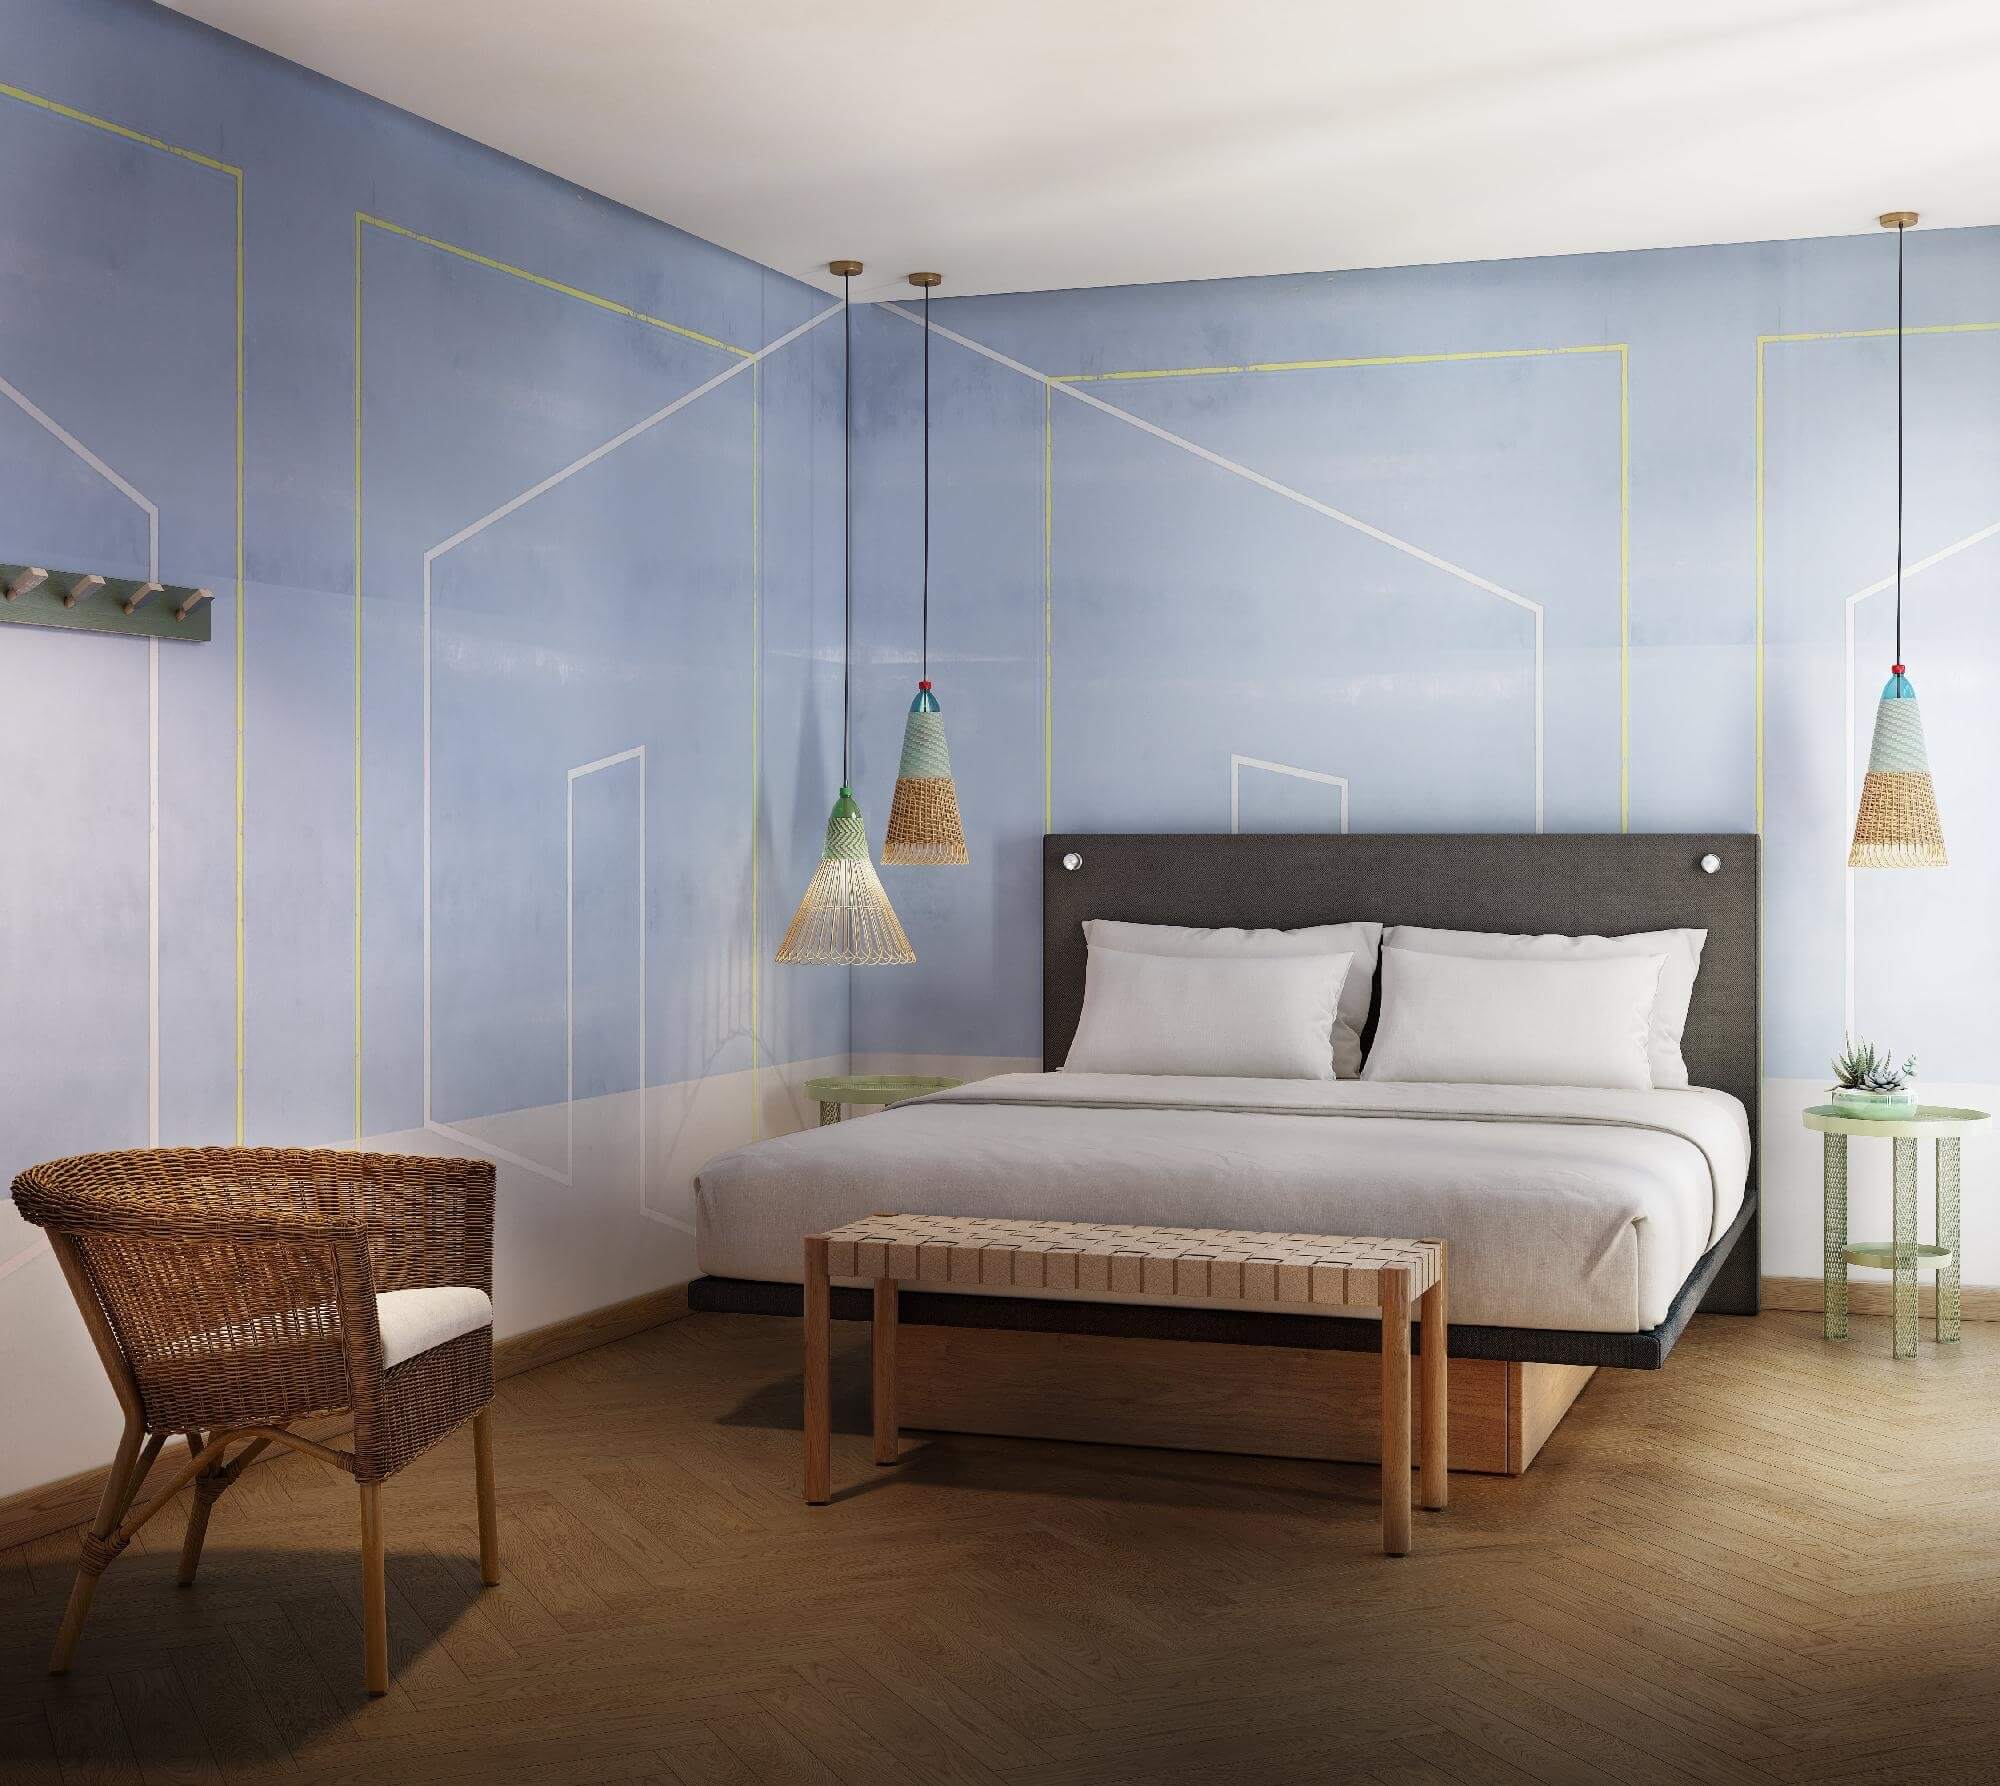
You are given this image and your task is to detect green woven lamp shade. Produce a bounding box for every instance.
[882,682,968,866]
[775,787,916,965]
[1850,667,1947,868]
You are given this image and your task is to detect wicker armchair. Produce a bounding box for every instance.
[11,1147,499,1696]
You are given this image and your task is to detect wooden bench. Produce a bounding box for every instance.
[802,1214,1449,1554]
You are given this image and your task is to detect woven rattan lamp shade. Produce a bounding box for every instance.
[1850,671,1947,867]
[883,683,968,865]
[776,788,915,965]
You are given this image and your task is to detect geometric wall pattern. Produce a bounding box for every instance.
[0,0,845,1497]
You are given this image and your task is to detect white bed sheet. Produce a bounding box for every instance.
[695,1074,1750,1333]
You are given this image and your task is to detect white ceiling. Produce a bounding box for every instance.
[161,0,2000,299]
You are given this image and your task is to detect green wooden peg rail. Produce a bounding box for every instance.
[2,562,213,643]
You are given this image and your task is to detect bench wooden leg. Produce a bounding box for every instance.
[873,1277,899,1465]
[803,1237,831,1504]
[1380,1270,1412,1556]
[1420,1241,1448,1513]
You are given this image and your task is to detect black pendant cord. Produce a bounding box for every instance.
[921,284,931,684]
[1894,220,1905,670]
[841,268,852,787]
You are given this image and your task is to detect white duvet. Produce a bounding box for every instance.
[694,1073,1751,1333]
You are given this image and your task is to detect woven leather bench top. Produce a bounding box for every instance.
[812,1213,1441,1308]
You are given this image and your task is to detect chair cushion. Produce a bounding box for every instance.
[376,1286,493,1371]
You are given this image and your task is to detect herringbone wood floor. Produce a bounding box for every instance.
[4,1308,1997,1785]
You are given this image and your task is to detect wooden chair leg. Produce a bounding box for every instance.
[359,1482,388,1697]
[49,1412,145,1674]
[177,1432,223,1586]
[1379,1272,1413,1557]
[473,1407,500,1586]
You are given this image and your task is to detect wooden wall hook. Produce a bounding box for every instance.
[63,574,105,610]
[174,587,213,623]
[5,567,47,602]
[122,581,163,615]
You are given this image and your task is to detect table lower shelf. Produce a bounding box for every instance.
[1843,1241,1954,1269]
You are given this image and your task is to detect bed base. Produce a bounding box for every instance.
[896,1325,1593,1475]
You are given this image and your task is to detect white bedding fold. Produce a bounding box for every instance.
[695,1073,1751,1334]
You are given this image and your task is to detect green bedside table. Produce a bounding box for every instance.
[1805,1103,1989,1359]
[802,1074,961,1127]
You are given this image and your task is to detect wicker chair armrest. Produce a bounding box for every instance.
[341,1157,494,1295]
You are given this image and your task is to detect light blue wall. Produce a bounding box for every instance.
[848,233,2000,1088]
[0,0,845,1491]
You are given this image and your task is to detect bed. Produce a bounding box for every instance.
[692,832,1760,1474]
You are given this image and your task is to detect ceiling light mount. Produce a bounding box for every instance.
[1877,211,1919,230]
[828,258,863,277]
[907,272,942,289]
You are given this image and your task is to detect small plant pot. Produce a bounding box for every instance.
[1829,1086,1919,1118]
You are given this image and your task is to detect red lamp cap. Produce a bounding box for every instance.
[918,679,932,690]
[1892,663,1906,675]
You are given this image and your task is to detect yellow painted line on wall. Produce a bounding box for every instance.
[749,360,761,1139]
[2,82,247,1138]
[356,215,752,359]
[1618,345,1630,832]
[1752,317,2000,834]
[1052,343,1625,384]
[234,166,245,1141]
[1043,382,1054,833]
[353,215,365,1138]
[0,80,241,175]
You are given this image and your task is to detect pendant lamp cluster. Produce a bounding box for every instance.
[1849,211,1947,870]
[776,260,967,968]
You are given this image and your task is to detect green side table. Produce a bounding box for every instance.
[1804,1103,1988,1359]
[803,1074,962,1128]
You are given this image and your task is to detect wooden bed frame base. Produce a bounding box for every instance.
[897,1324,1594,1476]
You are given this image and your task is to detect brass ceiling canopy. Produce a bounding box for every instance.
[908,272,942,288]
[828,258,863,277]
[1877,211,1919,229]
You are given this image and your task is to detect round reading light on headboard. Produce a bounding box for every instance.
[1700,853,1722,875]
[1062,852,1082,872]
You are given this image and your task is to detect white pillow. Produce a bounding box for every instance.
[1063,949,1353,1080]
[1385,924,1706,1089]
[1083,919,1383,1078]
[1361,948,1666,1091]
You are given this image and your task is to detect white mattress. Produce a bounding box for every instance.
[695,1074,1751,1333]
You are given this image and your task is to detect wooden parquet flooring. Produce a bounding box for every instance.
[4,1307,1998,1785]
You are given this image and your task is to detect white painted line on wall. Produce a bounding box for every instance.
[1230,754,1349,834]
[881,305,1548,832]
[1840,516,2000,1037]
[415,305,838,1201]
[0,372,163,1160]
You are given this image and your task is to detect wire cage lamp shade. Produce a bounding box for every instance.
[883,271,969,867]
[775,786,915,964]
[776,260,916,966]
[1848,211,1946,869]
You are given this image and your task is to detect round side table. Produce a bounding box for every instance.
[1803,1103,1988,1359]
[802,1074,962,1128]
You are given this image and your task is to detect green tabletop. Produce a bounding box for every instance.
[1802,1104,1989,1139]
[804,1074,961,1107]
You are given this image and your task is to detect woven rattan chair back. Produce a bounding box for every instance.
[11,1146,500,1694]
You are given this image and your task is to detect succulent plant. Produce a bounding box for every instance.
[1831,1035,1918,1092]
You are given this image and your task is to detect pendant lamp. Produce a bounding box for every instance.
[775,262,916,966]
[1848,211,1947,869]
[882,272,970,866]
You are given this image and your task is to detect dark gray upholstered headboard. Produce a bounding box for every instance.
[1043,832,1760,1145]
